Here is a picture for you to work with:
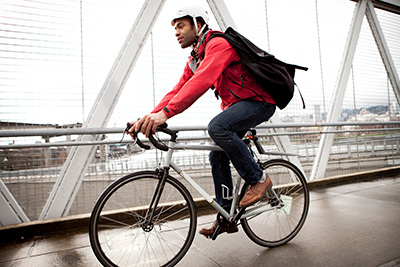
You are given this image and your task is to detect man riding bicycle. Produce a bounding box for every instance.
[129,3,276,237]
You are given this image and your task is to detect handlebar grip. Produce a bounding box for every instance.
[147,123,173,151]
[136,133,151,150]
[148,132,169,151]
[126,122,151,150]
[126,122,176,152]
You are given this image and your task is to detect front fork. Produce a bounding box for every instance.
[141,167,169,231]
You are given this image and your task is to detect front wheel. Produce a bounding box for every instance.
[241,159,309,247]
[89,171,197,267]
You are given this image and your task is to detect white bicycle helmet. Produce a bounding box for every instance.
[171,3,209,34]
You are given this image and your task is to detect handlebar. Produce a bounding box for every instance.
[125,122,288,156]
[125,122,178,152]
[123,123,301,157]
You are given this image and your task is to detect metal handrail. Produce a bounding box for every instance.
[1,122,399,149]
[1,121,399,137]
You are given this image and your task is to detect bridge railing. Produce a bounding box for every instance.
[1,121,399,223]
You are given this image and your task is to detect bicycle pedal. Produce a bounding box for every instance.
[199,232,218,240]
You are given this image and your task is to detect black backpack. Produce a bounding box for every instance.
[207,27,308,110]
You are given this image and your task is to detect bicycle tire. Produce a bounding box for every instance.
[241,159,309,247]
[89,171,197,267]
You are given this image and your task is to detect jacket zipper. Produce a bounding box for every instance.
[228,88,242,100]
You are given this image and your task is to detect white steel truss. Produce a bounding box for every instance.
[310,0,400,179]
[0,179,29,225]
[39,0,167,220]
[1,0,399,224]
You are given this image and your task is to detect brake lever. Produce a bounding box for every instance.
[119,123,131,143]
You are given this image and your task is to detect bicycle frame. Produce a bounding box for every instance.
[90,125,310,267]
[160,139,283,222]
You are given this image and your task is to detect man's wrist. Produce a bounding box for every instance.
[162,107,172,118]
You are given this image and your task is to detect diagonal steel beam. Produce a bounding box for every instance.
[0,179,30,225]
[366,0,400,104]
[40,0,166,219]
[310,0,368,180]
[206,0,235,30]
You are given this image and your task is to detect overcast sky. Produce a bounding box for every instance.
[1,0,399,129]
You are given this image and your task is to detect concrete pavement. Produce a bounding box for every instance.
[1,174,399,267]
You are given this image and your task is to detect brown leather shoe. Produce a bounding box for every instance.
[239,175,272,207]
[199,220,238,237]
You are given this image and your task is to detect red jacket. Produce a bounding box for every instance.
[152,30,275,118]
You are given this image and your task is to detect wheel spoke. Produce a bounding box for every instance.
[89,171,196,267]
[241,159,309,247]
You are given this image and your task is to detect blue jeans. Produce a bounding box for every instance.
[208,100,276,207]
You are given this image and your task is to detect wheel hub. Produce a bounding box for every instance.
[141,221,154,232]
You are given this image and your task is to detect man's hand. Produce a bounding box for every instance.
[128,111,168,138]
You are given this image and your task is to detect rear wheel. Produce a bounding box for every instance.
[241,159,309,247]
[89,171,197,267]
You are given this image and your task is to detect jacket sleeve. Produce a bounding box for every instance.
[151,62,193,114]
[159,37,237,118]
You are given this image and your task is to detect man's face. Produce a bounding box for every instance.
[174,18,196,48]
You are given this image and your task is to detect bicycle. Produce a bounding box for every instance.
[89,123,309,267]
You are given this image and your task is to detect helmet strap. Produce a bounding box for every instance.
[191,22,208,49]
[197,24,207,36]
[193,17,198,35]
